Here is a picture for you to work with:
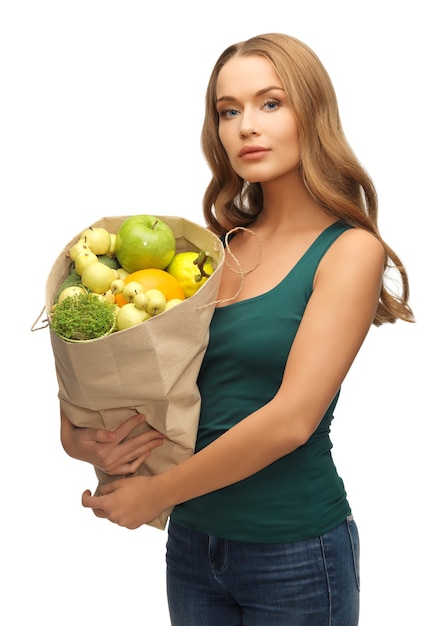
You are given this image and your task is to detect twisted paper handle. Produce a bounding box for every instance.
[31,305,50,331]
[197,227,262,309]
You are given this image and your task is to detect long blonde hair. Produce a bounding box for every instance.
[201,33,414,326]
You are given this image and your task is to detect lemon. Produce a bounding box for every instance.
[166,251,214,298]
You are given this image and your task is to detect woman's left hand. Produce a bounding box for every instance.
[81,476,166,529]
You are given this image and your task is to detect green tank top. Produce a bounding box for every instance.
[171,221,353,542]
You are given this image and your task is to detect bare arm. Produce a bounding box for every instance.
[83,228,385,527]
[60,409,164,476]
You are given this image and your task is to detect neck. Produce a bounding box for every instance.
[256,172,328,231]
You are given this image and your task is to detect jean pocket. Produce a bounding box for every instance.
[346,516,361,591]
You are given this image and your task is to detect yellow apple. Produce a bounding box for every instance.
[81,261,116,294]
[122,281,144,303]
[115,303,149,330]
[75,250,98,275]
[164,298,183,311]
[144,289,166,316]
[102,290,116,304]
[116,267,130,280]
[133,292,150,310]
[110,278,125,295]
[57,285,86,304]
[79,227,111,255]
[107,233,117,256]
[69,239,90,261]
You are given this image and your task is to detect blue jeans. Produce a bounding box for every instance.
[166,516,360,625]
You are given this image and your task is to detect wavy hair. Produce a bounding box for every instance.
[201,33,414,325]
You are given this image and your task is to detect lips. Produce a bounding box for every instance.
[238,145,269,158]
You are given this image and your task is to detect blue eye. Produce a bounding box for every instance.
[263,100,280,111]
[220,108,239,119]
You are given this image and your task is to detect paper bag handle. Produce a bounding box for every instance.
[197,227,262,309]
[31,305,50,332]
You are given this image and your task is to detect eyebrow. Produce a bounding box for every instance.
[216,85,285,103]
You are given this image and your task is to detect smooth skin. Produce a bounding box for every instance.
[60,411,164,476]
[78,55,385,529]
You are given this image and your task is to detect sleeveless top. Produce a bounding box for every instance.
[171,221,353,542]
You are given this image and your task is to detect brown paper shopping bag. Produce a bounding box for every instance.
[45,215,225,530]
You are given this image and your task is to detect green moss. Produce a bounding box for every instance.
[97,255,121,270]
[51,292,117,341]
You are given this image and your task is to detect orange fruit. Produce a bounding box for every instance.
[115,268,185,307]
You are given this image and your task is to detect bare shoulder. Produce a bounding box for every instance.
[328,226,384,263]
[336,226,384,254]
[317,227,385,284]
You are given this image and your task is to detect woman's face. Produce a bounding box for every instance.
[216,54,300,184]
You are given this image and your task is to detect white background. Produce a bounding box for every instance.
[1,1,445,624]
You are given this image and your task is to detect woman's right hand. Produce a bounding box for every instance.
[60,409,164,476]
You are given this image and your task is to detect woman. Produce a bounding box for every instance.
[65,33,414,625]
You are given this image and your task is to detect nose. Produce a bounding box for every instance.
[240,128,258,138]
[239,110,260,138]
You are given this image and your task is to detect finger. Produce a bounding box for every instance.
[81,490,111,520]
[118,430,165,460]
[82,489,93,507]
[81,490,107,519]
[113,413,148,441]
[109,436,164,473]
[82,489,102,509]
[125,450,155,475]
[99,481,122,496]
[121,431,164,456]
[102,450,151,477]
[137,429,165,443]
[92,428,116,443]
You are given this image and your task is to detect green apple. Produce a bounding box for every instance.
[116,215,176,273]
